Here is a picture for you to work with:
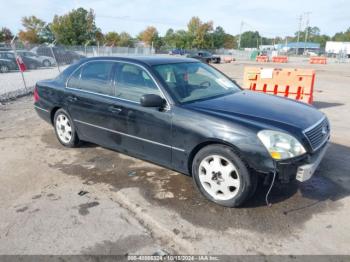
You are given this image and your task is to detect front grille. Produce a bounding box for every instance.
[304,117,330,152]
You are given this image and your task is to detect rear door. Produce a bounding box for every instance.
[66,60,123,147]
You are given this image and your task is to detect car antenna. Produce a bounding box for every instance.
[265,166,277,207]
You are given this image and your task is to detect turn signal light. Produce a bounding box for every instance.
[270,151,281,160]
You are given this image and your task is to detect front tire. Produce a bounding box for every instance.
[192,145,257,207]
[0,65,9,73]
[53,109,79,147]
[43,60,51,67]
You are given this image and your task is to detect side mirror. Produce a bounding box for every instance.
[140,94,165,108]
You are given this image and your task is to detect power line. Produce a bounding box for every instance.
[296,14,303,54]
[304,12,312,51]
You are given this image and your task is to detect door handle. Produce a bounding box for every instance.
[67,96,78,102]
[108,106,122,113]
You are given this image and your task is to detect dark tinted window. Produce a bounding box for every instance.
[115,63,160,102]
[68,61,115,96]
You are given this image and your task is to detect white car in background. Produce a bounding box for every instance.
[16,50,56,67]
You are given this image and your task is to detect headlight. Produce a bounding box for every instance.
[257,130,306,160]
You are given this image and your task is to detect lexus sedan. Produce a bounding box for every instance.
[34,56,330,207]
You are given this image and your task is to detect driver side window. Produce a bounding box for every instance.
[115,63,160,103]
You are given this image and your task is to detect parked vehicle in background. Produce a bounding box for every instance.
[0,58,17,73]
[304,50,319,57]
[0,43,11,51]
[31,46,85,65]
[187,51,221,64]
[16,50,56,67]
[169,49,187,56]
[34,56,330,207]
[0,51,42,70]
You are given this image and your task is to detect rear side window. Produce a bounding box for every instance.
[67,61,115,96]
[114,63,160,102]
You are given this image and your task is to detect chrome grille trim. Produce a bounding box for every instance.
[303,116,330,152]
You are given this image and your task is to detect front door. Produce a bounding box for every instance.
[110,62,172,166]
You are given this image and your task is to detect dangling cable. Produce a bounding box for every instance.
[265,163,277,207]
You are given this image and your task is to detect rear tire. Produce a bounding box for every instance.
[192,144,257,207]
[53,109,79,147]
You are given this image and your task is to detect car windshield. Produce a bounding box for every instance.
[153,62,240,103]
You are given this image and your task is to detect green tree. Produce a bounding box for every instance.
[18,16,46,43]
[187,16,213,49]
[293,26,331,48]
[173,30,189,49]
[138,26,160,48]
[0,27,14,43]
[104,32,120,46]
[333,28,350,42]
[39,24,55,43]
[211,26,226,49]
[223,34,237,49]
[240,31,261,48]
[51,7,100,45]
[164,28,176,48]
[118,32,134,47]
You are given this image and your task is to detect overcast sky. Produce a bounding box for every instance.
[1,0,349,37]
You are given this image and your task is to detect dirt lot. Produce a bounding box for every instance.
[0,61,350,256]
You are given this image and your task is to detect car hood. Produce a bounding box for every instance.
[185,90,324,131]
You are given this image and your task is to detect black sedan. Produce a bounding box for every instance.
[187,51,221,64]
[0,51,42,70]
[0,58,17,73]
[34,56,330,207]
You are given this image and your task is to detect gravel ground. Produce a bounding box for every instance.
[0,60,350,256]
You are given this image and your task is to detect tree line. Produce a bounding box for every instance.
[1,7,349,50]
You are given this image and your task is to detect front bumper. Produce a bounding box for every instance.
[276,143,329,183]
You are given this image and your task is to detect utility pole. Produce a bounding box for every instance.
[296,14,303,55]
[238,21,244,49]
[304,12,311,54]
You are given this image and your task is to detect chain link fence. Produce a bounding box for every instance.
[1,42,349,103]
[0,43,155,102]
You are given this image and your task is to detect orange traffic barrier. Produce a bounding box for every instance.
[243,67,316,104]
[272,56,288,63]
[309,56,327,64]
[256,55,269,62]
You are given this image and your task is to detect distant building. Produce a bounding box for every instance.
[259,45,275,51]
[276,42,320,54]
[325,41,350,56]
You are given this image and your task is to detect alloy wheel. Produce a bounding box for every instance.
[0,65,9,73]
[55,114,72,144]
[198,155,241,201]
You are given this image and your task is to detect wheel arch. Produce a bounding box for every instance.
[187,139,245,176]
[50,106,61,125]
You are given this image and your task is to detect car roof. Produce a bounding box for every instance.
[82,56,199,66]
